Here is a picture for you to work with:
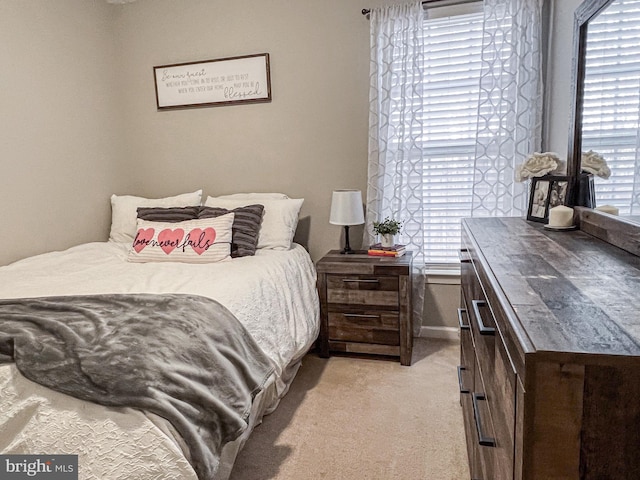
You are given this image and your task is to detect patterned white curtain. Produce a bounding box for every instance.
[365,0,543,335]
[365,2,425,336]
[472,0,544,216]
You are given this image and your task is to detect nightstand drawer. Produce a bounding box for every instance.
[326,274,399,307]
[328,311,400,345]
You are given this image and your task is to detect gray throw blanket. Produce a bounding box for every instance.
[0,293,275,480]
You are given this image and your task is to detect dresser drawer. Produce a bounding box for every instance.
[459,299,483,478]
[480,332,516,480]
[461,237,516,480]
[464,299,515,480]
[463,265,497,388]
[460,379,480,479]
[328,311,399,345]
[458,307,476,396]
[469,298,497,379]
[326,274,399,307]
[458,300,475,373]
[466,298,515,480]
[473,357,498,480]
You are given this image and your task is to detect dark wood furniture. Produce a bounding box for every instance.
[567,0,616,206]
[459,216,640,480]
[316,250,413,365]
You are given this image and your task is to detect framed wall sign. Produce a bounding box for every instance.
[153,53,271,110]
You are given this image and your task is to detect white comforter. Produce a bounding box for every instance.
[0,242,319,479]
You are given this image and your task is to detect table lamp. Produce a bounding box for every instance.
[329,190,365,254]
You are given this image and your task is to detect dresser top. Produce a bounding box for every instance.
[463,217,640,358]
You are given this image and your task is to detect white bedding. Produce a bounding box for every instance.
[0,242,319,479]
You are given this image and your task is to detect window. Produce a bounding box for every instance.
[582,0,640,215]
[376,1,536,265]
[403,5,485,263]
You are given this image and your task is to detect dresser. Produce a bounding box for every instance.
[459,216,640,480]
[316,250,413,365]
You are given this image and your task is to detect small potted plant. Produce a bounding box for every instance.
[373,217,403,247]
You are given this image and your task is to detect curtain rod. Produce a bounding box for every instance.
[362,0,479,16]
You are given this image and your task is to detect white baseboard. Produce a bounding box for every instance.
[419,326,459,341]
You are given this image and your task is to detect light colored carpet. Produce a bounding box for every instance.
[230,338,470,480]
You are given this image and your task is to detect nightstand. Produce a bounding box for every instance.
[316,250,413,365]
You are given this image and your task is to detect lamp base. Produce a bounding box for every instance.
[339,225,356,254]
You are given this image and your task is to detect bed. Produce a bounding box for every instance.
[0,190,320,480]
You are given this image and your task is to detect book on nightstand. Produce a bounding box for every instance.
[367,243,406,257]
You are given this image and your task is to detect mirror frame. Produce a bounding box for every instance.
[567,0,615,206]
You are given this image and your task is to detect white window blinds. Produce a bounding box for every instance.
[582,0,640,214]
[412,7,484,263]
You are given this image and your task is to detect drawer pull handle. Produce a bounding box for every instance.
[472,393,496,447]
[457,308,470,330]
[472,300,495,336]
[459,249,472,263]
[342,279,379,284]
[344,313,380,319]
[457,366,470,394]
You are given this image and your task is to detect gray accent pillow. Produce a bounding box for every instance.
[136,206,200,222]
[198,205,264,257]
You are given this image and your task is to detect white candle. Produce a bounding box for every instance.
[548,205,574,227]
[595,205,619,215]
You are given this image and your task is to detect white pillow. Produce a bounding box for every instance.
[204,196,303,250]
[109,190,202,243]
[127,214,233,264]
[217,192,289,200]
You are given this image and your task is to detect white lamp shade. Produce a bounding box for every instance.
[329,190,365,226]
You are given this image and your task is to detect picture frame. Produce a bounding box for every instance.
[548,175,570,209]
[527,175,570,223]
[527,177,551,222]
[153,53,271,110]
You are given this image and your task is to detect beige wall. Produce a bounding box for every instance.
[0,0,124,265]
[423,275,461,332]
[110,0,398,262]
[108,0,581,330]
[0,0,584,330]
